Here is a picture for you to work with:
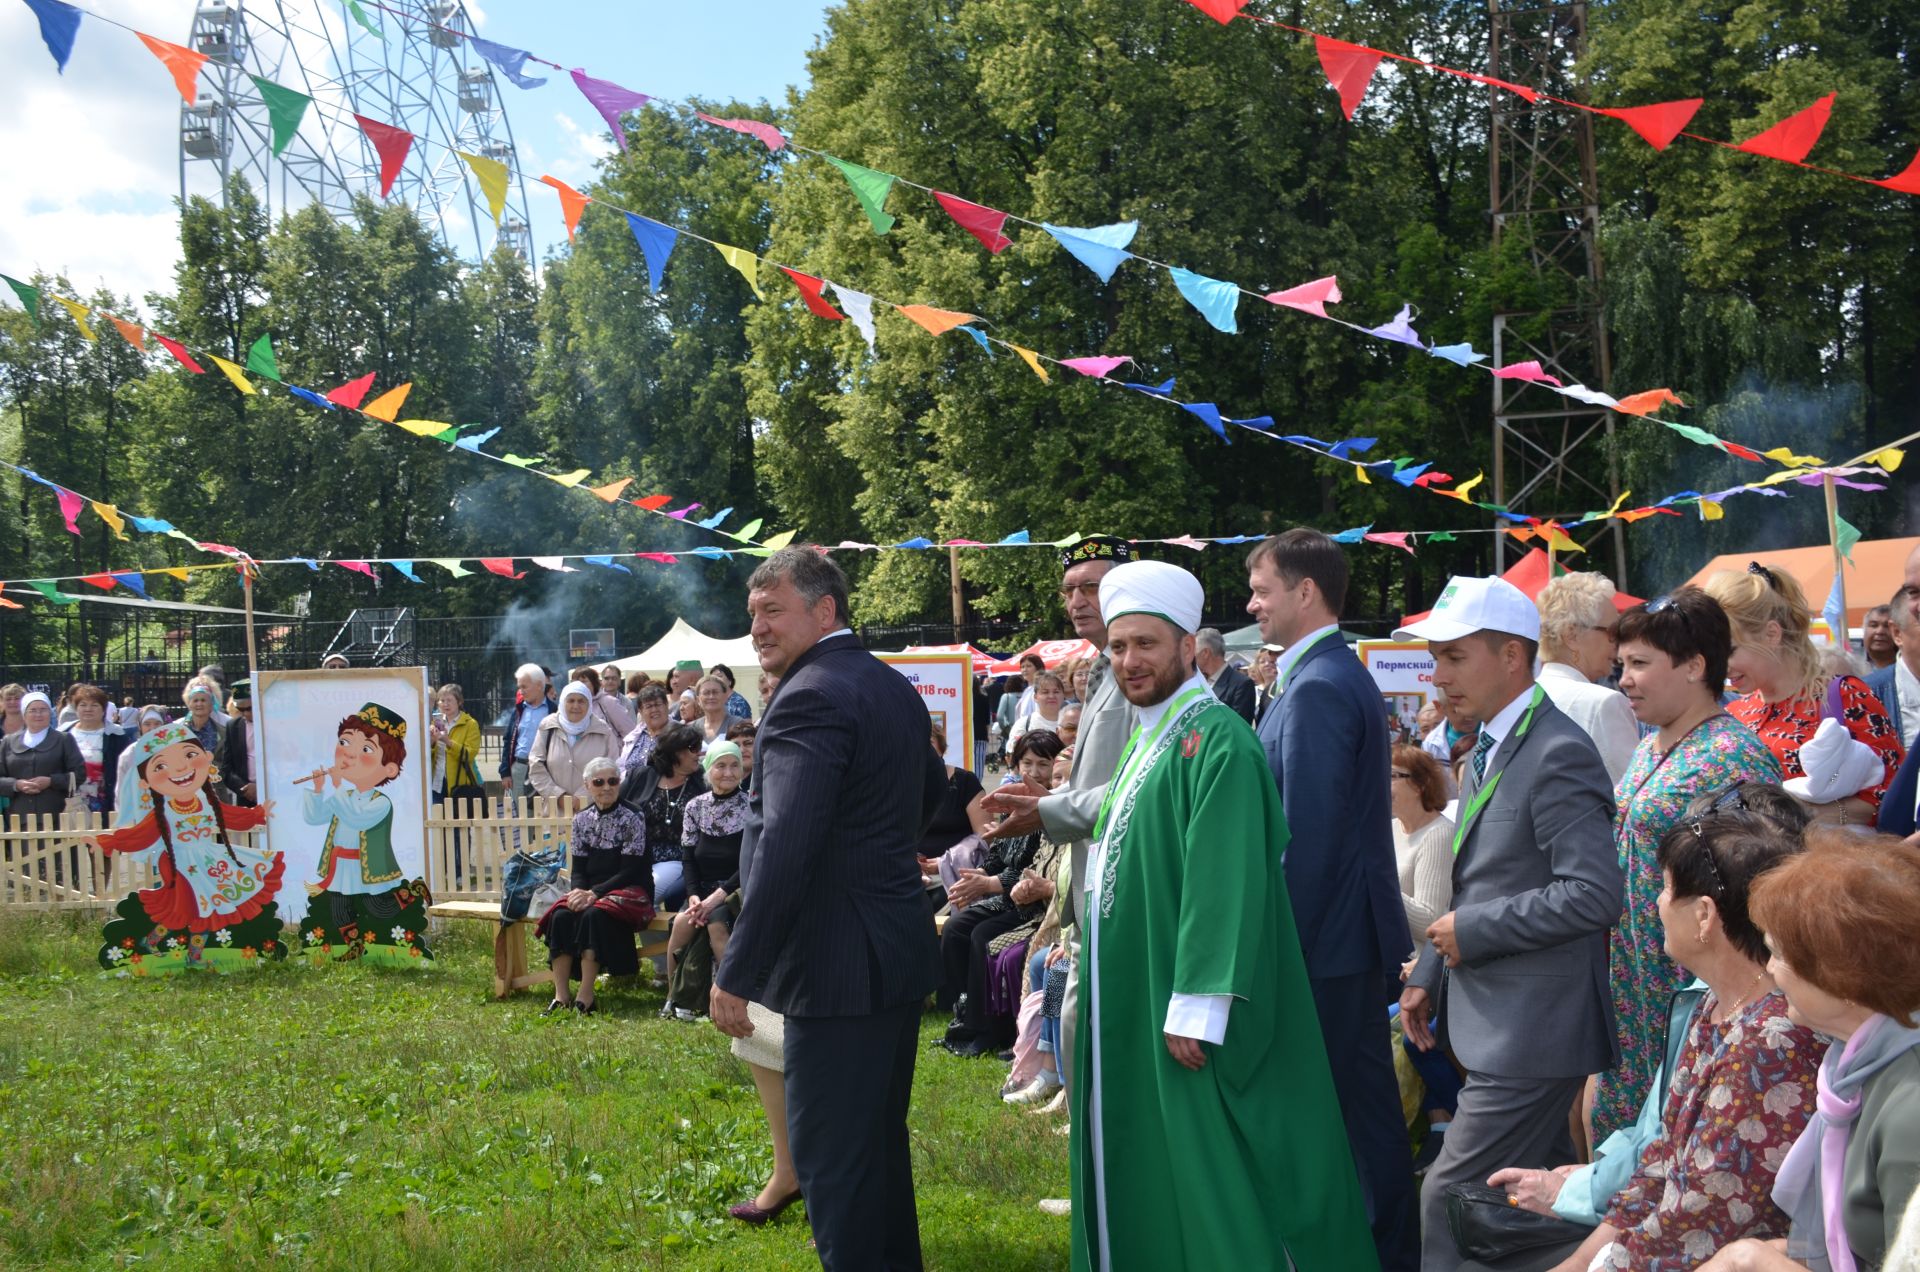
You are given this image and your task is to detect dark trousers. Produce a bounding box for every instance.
[1312,970,1421,1272]
[938,903,1024,1037]
[1420,1072,1584,1272]
[785,1001,924,1272]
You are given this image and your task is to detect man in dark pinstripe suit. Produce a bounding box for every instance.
[713,547,947,1271]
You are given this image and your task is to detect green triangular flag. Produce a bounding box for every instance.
[731,517,764,541]
[429,558,473,578]
[500,454,544,468]
[24,580,76,605]
[249,75,311,156]
[344,0,384,40]
[245,333,280,381]
[823,155,898,235]
[1835,513,1862,564]
[2,274,39,324]
[1427,532,1456,543]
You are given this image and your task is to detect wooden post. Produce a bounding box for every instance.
[948,544,965,638]
[1824,473,1849,648]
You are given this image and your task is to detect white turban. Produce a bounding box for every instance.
[1099,560,1204,633]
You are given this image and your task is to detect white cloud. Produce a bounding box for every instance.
[547,110,613,184]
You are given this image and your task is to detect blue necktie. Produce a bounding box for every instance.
[1471,729,1497,786]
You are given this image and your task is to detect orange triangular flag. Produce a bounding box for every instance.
[137,32,209,105]
[1735,93,1835,164]
[538,175,591,242]
[0,584,19,610]
[591,477,635,503]
[1612,387,1686,417]
[109,316,147,350]
[361,382,412,422]
[897,304,979,337]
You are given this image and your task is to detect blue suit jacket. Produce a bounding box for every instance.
[1257,633,1413,979]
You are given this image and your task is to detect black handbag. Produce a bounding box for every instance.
[1445,1182,1593,1263]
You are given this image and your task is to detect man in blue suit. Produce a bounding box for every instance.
[1247,528,1418,1272]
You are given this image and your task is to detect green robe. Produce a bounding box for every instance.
[1070,680,1377,1271]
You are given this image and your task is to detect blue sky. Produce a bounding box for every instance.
[1,0,835,309]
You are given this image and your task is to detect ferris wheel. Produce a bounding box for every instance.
[178,0,534,263]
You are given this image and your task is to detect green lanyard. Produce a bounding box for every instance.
[1275,627,1340,695]
[1087,684,1210,854]
[1451,685,1545,857]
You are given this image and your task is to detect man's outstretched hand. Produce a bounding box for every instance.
[979,777,1049,838]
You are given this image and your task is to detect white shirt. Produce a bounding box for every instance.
[1271,623,1341,692]
[1896,658,1920,750]
[1535,661,1639,787]
[1477,681,1538,761]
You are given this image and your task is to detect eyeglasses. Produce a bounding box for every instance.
[1057,581,1102,600]
[1747,561,1779,590]
[1686,821,1727,896]
[587,778,620,788]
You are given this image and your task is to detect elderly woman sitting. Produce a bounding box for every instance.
[535,757,653,1016]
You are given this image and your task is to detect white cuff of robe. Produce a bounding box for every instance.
[1164,993,1232,1044]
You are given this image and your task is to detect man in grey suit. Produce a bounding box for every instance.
[1394,576,1623,1272]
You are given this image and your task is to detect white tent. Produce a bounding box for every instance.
[606,618,760,687]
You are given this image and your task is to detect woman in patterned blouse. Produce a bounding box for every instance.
[1702,565,1903,824]
[663,741,750,1011]
[1538,816,1824,1271]
[537,757,653,1016]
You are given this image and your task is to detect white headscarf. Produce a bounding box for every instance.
[557,682,593,740]
[18,691,52,748]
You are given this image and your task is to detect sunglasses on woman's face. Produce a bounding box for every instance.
[588,777,620,789]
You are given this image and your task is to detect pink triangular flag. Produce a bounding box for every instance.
[1059,356,1133,378]
[1263,275,1342,318]
[55,488,85,535]
[1363,531,1415,555]
[1492,360,1564,386]
[696,113,786,153]
[1597,99,1703,151]
[1315,36,1386,120]
[337,560,378,579]
[326,371,378,409]
[1735,93,1835,164]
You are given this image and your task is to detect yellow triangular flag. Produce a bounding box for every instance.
[1444,472,1483,502]
[713,243,767,301]
[54,297,94,340]
[896,304,980,337]
[761,529,797,550]
[1699,499,1724,521]
[457,150,509,227]
[1009,345,1050,383]
[547,469,592,488]
[1763,446,1824,468]
[91,502,128,540]
[1540,524,1583,553]
[396,419,454,437]
[1604,489,1632,518]
[159,568,191,581]
[362,382,412,422]
[1870,447,1905,473]
[1354,465,1370,484]
[210,355,257,395]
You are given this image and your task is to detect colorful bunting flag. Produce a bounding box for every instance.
[780,269,846,321]
[1877,151,1920,195]
[355,114,412,197]
[761,530,798,551]
[337,560,378,579]
[430,558,474,578]
[1428,342,1486,367]
[245,332,279,380]
[108,315,145,349]
[732,518,764,541]
[1315,36,1385,119]
[961,327,994,358]
[1042,221,1139,284]
[111,571,148,597]
[326,371,377,409]
[1180,401,1227,440]
[136,32,206,104]
[500,453,543,468]
[624,214,677,293]
[1735,94,1835,164]
[1598,99,1703,151]
[471,37,546,89]
[590,478,635,502]
[546,470,592,488]
[1492,360,1564,387]
[713,243,767,301]
[829,284,877,351]
[249,75,310,156]
[2,275,39,323]
[1183,0,1250,21]
[633,494,674,511]
[54,488,84,535]
[153,334,204,372]
[1264,275,1340,317]
[1612,387,1685,416]
[1009,345,1050,382]
[391,560,422,583]
[457,150,509,227]
[1168,267,1240,333]
[23,0,82,73]
[823,155,897,234]
[897,305,979,337]
[1363,531,1414,554]
[933,192,1012,254]
[53,296,92,339]
[24,580,76,605]
[571,69,650,153]
[531,556,578,572]
[696,112,786,153]
[479,557,525,579]
[1367,304,1421,347]
[362,382,411,421]
[344,0,384,40]
[91,501,127,539]
[1059,355,1132,378]
[539,175,590,242]
[209,355,255,395]
[583,555,631,574]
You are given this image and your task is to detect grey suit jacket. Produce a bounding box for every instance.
[1409,693,1623,1078]
[1037,656,1134,929]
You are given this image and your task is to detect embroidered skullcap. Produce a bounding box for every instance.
[1098,560,1204,633]
[1060,535,1134,571]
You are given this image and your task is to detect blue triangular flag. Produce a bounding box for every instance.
[23,0,81,72]
[1121,378,1175,397]
[625,213,677,293]
[1327,437,1377,460]
[998,530,1030,545]
[688,546,730,560]
[1168,267,1240,334]
[1041,221,1138,284]
[1428,342,1487,366]
[1822,571,1846,641]
[110,571,147,598]
[1279,434,1334,450]
[1330,524,1373,543]
[391,560,422,583]
[286,385,335,410]
[470,37,547,89]
[1230,415,1274,430]
[697,506,734,530]
[1392,462,1432,487]
[960,326,995,358]
[584,555,632,574]
[1367,304,1422,347]
[1180,401,1228,442]
[127,514,175,533]
[291,557,320,570]
[453,427,501,452]
[891,537,935,549]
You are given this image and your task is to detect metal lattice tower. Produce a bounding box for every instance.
[1488,0,1626,586]
[179,0,533,264]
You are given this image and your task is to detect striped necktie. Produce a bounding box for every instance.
[1471,728,1497,786]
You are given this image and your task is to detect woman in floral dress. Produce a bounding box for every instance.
[1595,591,1780,1140]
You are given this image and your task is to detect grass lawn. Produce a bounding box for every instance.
[0,911,1071,1270]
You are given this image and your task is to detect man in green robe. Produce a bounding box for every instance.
[1071,560,1377,1272]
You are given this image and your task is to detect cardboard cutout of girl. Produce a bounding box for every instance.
[295,703,432,964]
[91,720,286,973]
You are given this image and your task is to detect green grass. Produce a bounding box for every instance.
[0,911,1070,1270]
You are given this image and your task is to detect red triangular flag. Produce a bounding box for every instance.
[80,573,118,591]
[479,557,525,579]
[151,333,205,372]
[1315,36,1387,120]
[1723,442,1765,462]
[1597,99,1703,151]
[538,175,591,242]
[137,32,208,105]
[337,560,378,579]
[1458,71,1539,103]
[779,268,846,321]
[1875,148,1920,195]
[1263,275,1342,318]
[326,371,378,409]
[354,114,414,197]
[1183,0,1249,22]
[932,191,1013,254]
[1735,93,1835,164]
[109,316,147,350]
[633,494,674,511]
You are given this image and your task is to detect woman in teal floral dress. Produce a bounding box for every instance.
[1594,590,1780,1139]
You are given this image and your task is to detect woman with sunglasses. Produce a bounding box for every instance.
[535,756,653,1016]
[1703,565,1902,825]
[1593,589,1782,1140]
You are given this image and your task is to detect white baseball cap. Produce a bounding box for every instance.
[1393,576,1541,644]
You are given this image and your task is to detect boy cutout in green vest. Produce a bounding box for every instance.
[296,703,431,964]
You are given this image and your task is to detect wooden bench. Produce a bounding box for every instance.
[428,899,673,999]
